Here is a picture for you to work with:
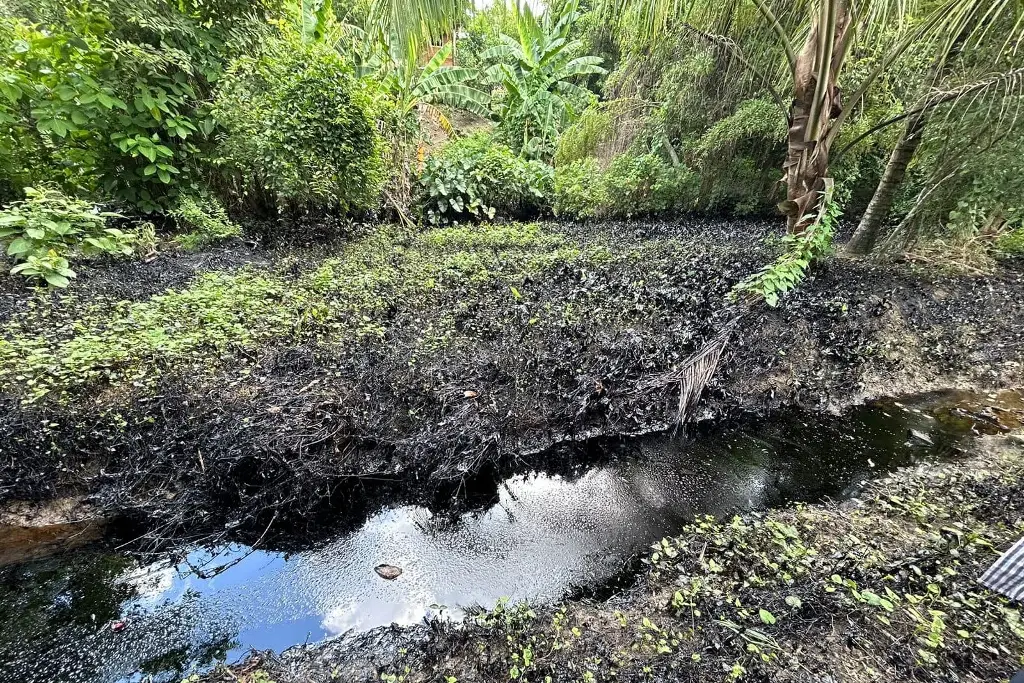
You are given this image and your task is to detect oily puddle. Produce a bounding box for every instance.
[1,389,1020,683]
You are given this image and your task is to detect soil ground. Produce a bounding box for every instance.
[0,219,1022,545]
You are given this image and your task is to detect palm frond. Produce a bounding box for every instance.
[827,0,1024,149]
[367,0,468,48]
[836,66,1024,159]
[421,102,456,137]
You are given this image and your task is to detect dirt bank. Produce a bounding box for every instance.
[1,220,1022,542]
[0,497,104,566]
[201,433,1024,683]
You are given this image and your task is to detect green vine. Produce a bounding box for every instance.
[734,182,841,307]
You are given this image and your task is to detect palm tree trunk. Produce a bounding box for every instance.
[779,1,851,233]
[844,111,929,255]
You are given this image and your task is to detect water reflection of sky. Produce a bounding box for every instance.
[3,393,984,683]
[95,451,785,677]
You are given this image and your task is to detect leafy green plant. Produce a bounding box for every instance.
[9,252,77,288]
[734,185,841,307]
[483,0,605,159]
[0,186,129,287]
[417,134,552,224]
[213,31,384,213]
[337,26,493,211]
[553,159,607,219]
[0,15,120,196]
[372,38,490,121]
[171,194,242,250]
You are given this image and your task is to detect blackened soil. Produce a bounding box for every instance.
[0,240,268,321]
[1,219,1021,547]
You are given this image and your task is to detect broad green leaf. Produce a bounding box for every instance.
[7,238,33,255]
[43,272,71,288]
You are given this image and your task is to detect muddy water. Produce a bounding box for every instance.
[1,390,1020,683]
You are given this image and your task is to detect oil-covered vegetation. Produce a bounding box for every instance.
[2,1,1024,680]
[2,219,1021,555]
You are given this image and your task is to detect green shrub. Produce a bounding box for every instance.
[213,34,384,213]
[553,154,697,219]
[0,5,243,213]
[171,194,242,250]
[0,186,132,287]
[417,134,553,224]
[553,159,607,219]
[995,229,1024,256]
[604,154,697,216]
[553,108,615,167]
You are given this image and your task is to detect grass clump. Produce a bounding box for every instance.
[170,195,242,250]
[996,228,1024,257]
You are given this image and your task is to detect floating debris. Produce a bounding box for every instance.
[909,429,934,444]
[374,564,402,580]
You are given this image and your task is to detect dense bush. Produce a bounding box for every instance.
[941,142,1024,241]
[213,34,385,213]
[604,153,698,215]
[0,186,133,286]
[0,2,258,213]
[683,97,787,215]
[553,153,697,219]
[553,108,615,167]
[553,159,607,218]
[417,134,552,224]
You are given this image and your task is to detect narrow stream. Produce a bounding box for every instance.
[1,390,1019,683]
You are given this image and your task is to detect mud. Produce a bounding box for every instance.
[0,497,104,566]
[1,219,1022,547]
